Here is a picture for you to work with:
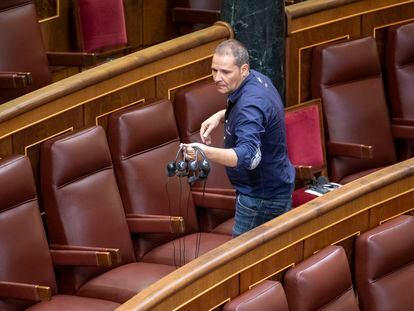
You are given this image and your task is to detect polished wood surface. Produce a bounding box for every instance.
[117,158,414,310]
[285,0,414,106]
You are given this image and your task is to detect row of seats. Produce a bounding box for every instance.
[0,97,238,309]
[311,22,414,184]
[223,214,414,311]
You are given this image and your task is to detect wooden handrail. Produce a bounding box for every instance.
[285,0,361,19]
[117,158,414,310]
[0,21,233,124]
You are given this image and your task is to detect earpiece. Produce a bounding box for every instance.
[165,145,210,184]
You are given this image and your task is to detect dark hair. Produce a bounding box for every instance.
[214,39,250,68]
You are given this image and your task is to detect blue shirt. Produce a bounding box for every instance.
[224,70,295,199]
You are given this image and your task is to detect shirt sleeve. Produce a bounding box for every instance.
[232,102,265,170]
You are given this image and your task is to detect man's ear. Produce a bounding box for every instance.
[241,64,249,77]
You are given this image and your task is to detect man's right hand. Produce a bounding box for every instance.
[200,110,225,145]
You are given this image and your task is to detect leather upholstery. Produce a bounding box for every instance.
[386,22,414,119]
[284,245,359,311]
[0,155,119,310]
[355,215,414,311]
[74,0,128,53]
[175,81,235,233]
[223,280,289,311]
[311,37,396,183]
[0,0,51,103]
[107,99,231,266]
[40,126,175,302]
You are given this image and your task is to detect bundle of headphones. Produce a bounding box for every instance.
[166,145,210,184]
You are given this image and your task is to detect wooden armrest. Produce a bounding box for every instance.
[172,7,220,24]
[295,165,315,181]
[126,214,185,233]
[327,141,373,159]
[391,123,414,140]
[191,187,236,196]
[0,281,51,302]
[391,117,414,127]
[49,244,120,266]
[0,72,32,89]
[46,52,96,67]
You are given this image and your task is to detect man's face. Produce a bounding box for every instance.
[211,53,248,94]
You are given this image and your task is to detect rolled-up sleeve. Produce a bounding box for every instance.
[233,104,265,170]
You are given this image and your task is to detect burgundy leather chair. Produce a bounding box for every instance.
[0,155,119,310]
[107,99,231,266]
[73,0,129,57]
[311,37,406,184]
[175,81,235,234]
[40,126,176,303]
[0,0,95,104]
[355,215,414,311]
[284,245,359,311]
[172,0,221,34]
[386,22,414,158]
[223,280,289,311]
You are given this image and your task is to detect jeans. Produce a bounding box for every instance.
[232,192,292,238]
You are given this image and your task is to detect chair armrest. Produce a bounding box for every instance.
[391,117,414,127]
[327,141,373,159]
[46,52,96,67]
[126,214,185,233]
[172,7,220,24]
[191,187,236,196]
[391,123,414,140]
[0,72,32,89]
[0,281,51,302]
[49,244,120,266]
[295,165,315,181]
[192,191,236,210]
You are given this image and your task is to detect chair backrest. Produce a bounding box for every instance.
[0,0,51,103]
[73,0,128,53]
[223,280,289,311]
[175,81,232,190]
[285,99,326,176]
[311,37,397,183]
[0,155,57,310]
[174,81,235,231]
[355,215,414,311]
[40,126,135,292]
[284,245,359,311]
[386,22,414,119]
[107,99,199,259]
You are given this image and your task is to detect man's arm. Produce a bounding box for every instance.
[183,143,238,168]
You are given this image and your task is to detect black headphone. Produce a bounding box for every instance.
[166,145,210,184]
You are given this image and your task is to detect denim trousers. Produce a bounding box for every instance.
[232,192,292,238]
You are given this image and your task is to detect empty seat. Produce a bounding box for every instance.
[311,37,403,184]
[40,126,176,303]
[285,99,327,207]
[386,22,414,158]
[284,245,359,311]
[107,99,231,266]
[73,0,130,57]
[175,81,235,234]
[0,155,119,310]
[355,215,414,311]
[0,0,95,104]
[223,280,289,311]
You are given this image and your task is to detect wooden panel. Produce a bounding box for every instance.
[285,17,360,106]
[83,78,156,130]
[369,188,414,227]
[156,57,213,101]
[239,243,303,292]
[35,0,58,20]
[12,106,83,190]
[125,0,144,49]
[0,137,13,159]
[362,2,414,68]
[178,276,239,311]
[142,0,175,46]
[303,212,369,257]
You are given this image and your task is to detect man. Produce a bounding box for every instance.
[183,39,295,237]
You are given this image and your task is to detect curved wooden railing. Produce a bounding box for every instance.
[117,158,414,310]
